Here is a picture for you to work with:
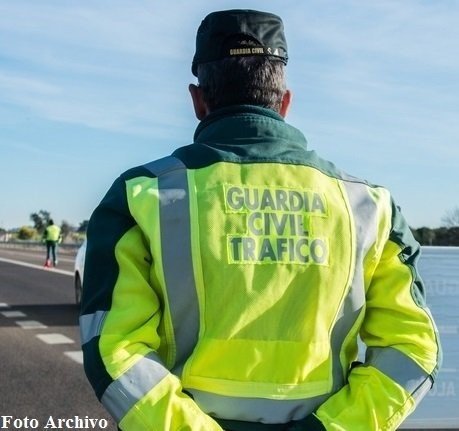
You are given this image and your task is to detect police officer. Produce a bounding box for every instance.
[80,9,441,430]
[42,219,62,267]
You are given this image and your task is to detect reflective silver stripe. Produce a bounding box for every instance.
[143,155,185,178]
[190,389,329,423]
[365,346,432,402]
[338,183,433,407]
[79,310,108,345]
[343,181,378,258]
[330,181,378,390]
[143,157,200,369]
[101,352,168,423]
[411,376,433,404]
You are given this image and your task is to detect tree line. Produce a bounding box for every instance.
[413,206,459,246]
[2,207,459,246]
[411,226,459,246]
[5,210,88,243]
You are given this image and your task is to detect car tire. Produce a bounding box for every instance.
[75,273,82,306]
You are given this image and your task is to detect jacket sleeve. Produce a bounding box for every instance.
[311,200,442,430]
[79,176,223,431]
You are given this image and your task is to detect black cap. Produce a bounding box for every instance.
[192,9,288,76]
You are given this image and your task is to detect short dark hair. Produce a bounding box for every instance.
[197,56,286,112]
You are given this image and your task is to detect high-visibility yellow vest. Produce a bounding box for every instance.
[80,105,441,431]
[44,224,61,242]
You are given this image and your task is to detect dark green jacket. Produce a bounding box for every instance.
[80,105,441,431]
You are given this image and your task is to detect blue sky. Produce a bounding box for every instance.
[0,0,458,230]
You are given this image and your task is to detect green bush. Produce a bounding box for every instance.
[17,226,37,240]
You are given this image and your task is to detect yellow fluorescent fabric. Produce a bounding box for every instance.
[119,374,223,431]
[81,106,440,429]
[99,225,162,378]
[44,224,61,241]
[94,162,438,429]
[182,162,355,398]
[362,239,439,372]
[98,177,224,429]
[183,339,330,398]
[314,226,439,429]
[316,366,415,431]
[124,175,176,367]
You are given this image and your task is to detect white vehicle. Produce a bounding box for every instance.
[74,240,86,305]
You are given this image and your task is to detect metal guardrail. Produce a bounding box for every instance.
[0,240,82,255]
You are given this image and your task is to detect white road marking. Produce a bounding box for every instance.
[1,310,26,318]
[0,257,73,276]
[64,351,83,364]
[16,320,47,329]
[0,258,83,365]
[36,333,75,344]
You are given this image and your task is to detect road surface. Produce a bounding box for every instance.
[1,246,455,430]
[0,247,116,430]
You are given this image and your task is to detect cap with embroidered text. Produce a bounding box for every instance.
[192,9,288,76]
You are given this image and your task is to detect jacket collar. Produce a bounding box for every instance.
[193,104,307,147]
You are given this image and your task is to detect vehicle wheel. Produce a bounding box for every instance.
[75,273,82,306]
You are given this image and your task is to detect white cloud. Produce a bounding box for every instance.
[282,0,459,169]
[0,0,458,228]
[0,1,202,129]
[0,72,60,98]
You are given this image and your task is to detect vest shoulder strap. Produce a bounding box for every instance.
[142,155,186,178]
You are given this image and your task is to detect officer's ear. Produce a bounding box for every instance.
[279,89,292,118]
[189,84,209,121]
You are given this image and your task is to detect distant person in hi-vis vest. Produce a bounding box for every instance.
[42,219,62,267]
[80,9,441,431]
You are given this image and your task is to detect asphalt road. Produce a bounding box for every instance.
[0,246,455,430]
[0,247,117,430]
